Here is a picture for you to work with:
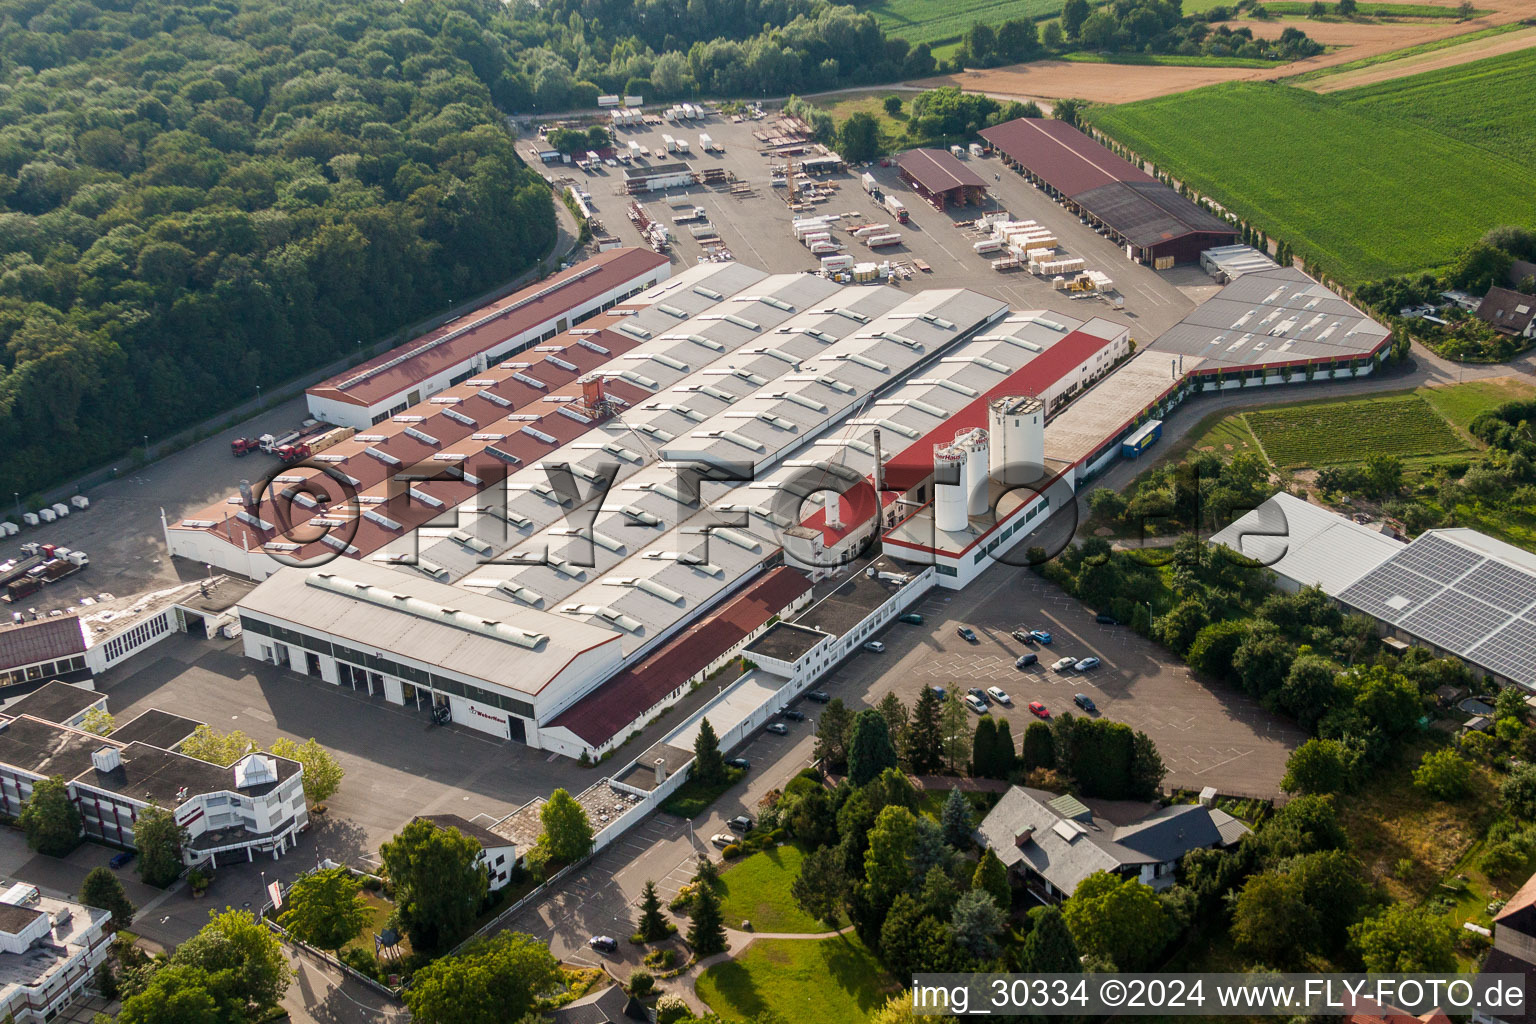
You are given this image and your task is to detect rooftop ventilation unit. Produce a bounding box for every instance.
[681,333,724,352]
[920,313,957,329]
[616,321,652,340]
[723,314,760,331]
[656,303,689,318]
[828,307,868,323]
[615,370,659,390]
[477,388,512,407]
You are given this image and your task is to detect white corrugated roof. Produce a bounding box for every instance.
[1208,492,1403,595]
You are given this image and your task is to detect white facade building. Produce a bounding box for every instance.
[0,885,112,1024]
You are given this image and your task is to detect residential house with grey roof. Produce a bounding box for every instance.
[975,787,1247,900]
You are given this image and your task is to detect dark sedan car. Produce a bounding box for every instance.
[1073,693,1097,712]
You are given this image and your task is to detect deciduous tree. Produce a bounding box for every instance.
[1061,871,1169,970]
[380,818,487,954]
[538,788,595,865]
[1350,903,1457,972]
[791,845,848,927]
[133,805,186,888]
[173,909,290,1016]
[179,725,255,766]
[269,737,344,806]
[80,867,135,930]
[404,932,561,1024]
[19,776,81,856]
[279,868,370,952]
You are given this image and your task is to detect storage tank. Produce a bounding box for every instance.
[955,428,990,515]
[933,442,969,534]
[988,395,1045,485]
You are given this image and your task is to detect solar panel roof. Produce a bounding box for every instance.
[1338,529,1536,685]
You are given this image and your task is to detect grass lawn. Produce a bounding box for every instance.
[1420,377,1536,434]
[861,0,1064,47]
[696,934,899,1024]
[1338,47,1536,168]
[1283,21,1526,84]
[1336,732,1502,904]
[717,844,824,933]
[661,766,747,819]
[1084,81,1536,284]
[341,891,409,957]
[820,94,912,153]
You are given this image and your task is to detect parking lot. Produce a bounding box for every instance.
[547,108,1217,346]
[802,546,1303,798]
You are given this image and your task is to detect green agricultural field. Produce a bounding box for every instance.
[863,0,1063,47]
[1060,51,1275,68]
[1244,394,1470,468]
[697,935,897,1024]
[1283,22,1525,83]
[1260,1,1483,15]
[1084,82,1536,284]
[1338,47,1536,166]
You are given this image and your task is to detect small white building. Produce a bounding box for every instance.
[413,814,519,891]
[0,884,112,1023]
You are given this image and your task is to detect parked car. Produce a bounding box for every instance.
[1028,701,1050,719]
[728,815,754,833]
[1029,629,1053,645]
[899,612,924,624]
[710,833,738,848]
[956,626,978,643]
[109,851,136,869]
[987,686,1012,705]
[780,708,806,721]
[933,686,947,700]
[1010,629,1035,645]
[1051,656,1077,672]
[765,722,789,735]
[1073,693,1097,712]
[967,687,989,704]
[727,757,751,770]
[1075,657,1101,672]
[589,936,618,953]
[1015,653,1038,669]
[1095,613,1119,625]
[964,694,988,713]
[863,640,886,653]
[805,690,831,703]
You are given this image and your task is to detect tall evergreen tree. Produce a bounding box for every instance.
[694,717,726,786]
[688,879,727,956]
[1019,905,1081,973]
[848,710,899,787]
[906,686,945,775]
[637,880,669,942]
[993,719,1017,778]
[1022,721,1056,770]
[971,717,997,778]
[877,693,909,754]
[941,788,973,849]
[973,848,1010,911]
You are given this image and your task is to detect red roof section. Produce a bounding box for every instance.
[547,567,812,747]
[0,616,87,671]
[798,487,898,545]
[979,118,1154,197]
[308,248,668,408]
[174,326,647,561]
[896,148,987,194]
[881,326,1112,491]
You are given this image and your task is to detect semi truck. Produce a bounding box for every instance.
[861,172,878,194]
[883,195,908,223]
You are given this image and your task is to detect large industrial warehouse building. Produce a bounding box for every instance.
[896,148,989,211]
[305,248,671,429]
[164,246,1391,758]
[979,118,1237,268]
[1214,493,1536,690]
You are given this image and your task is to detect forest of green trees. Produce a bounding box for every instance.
[0,0,946,497]
[0,0,560,497]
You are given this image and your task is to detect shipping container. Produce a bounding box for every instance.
[861,172,878,194]
[973,240,1003,254]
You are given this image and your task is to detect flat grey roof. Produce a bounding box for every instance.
[744,622,828,662]
[795,558,920,639]
[1148,267,1389,368]
[1,681,104,724]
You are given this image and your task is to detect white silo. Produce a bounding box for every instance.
[955,428,990,516]
[987,395,1045,485]
[933,442,969,534]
